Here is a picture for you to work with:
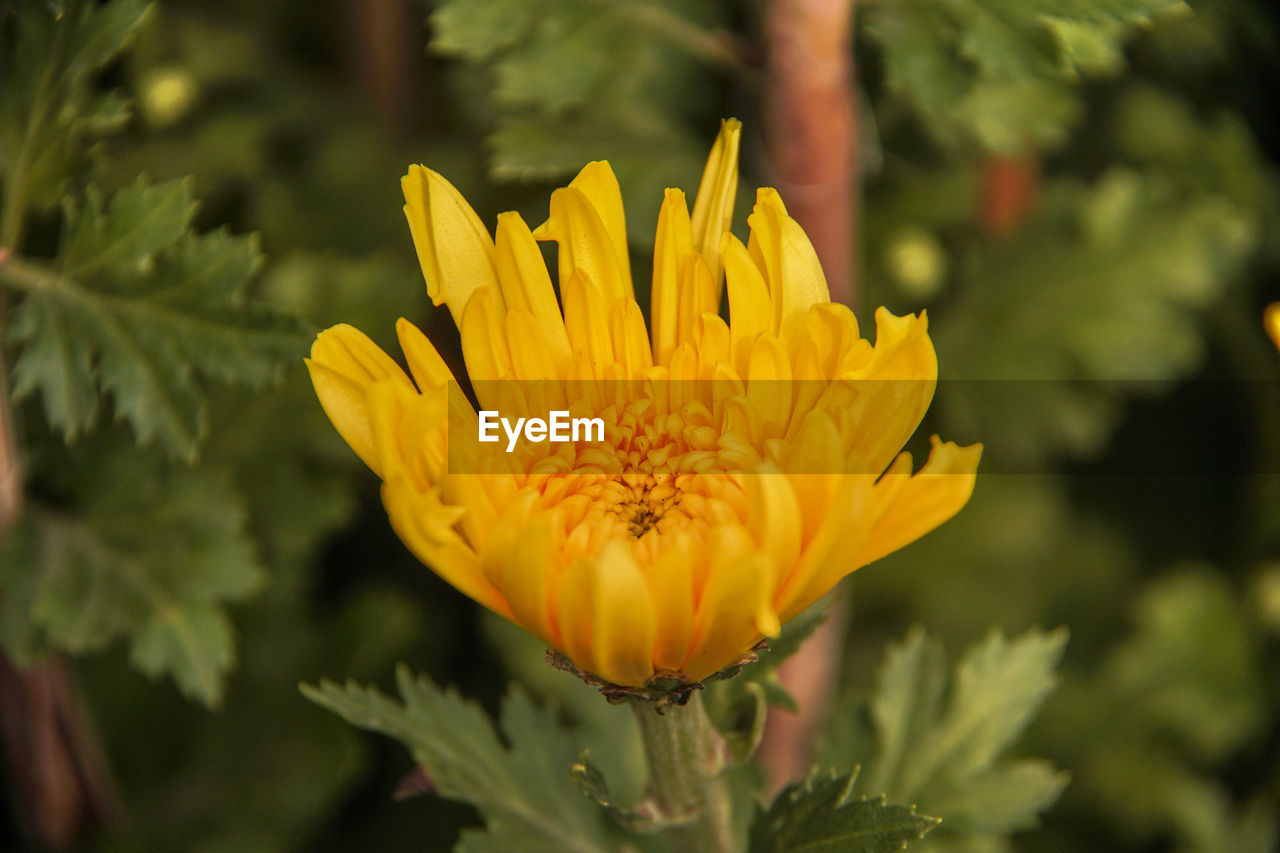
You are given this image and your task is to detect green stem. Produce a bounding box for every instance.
[631,693,735,853]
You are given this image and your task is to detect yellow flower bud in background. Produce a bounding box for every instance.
[139,66,199,129]
[886,226,948,300]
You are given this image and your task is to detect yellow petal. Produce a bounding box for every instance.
[534,186,629,306]
[676,252,716,353]
[494,212,572,364]
[306,361,381,474]
[773,477,874,620]
[381,476,512,619]
[746,467,802,573]
[693,313,732,381]
[690,118,742,295]
[843,309,938,474]
[401,165,499,325]
[590,540,657,686]
[747,335,793,438]
[505,309,559,381]
[648,533,696,672]
[724,233,772,374]
[562,270,615,372]
[484,493,557,645]
[459,286,512,382]
[565,161,632,297]
[684,530,778,682]
[613,298,654,378]
[395,317,454,391]
[306,324,413,474]
[1266,302,1280,351]
[855,437,983,567]
[366,378,430,483]
[651,189,694,365]
[746,188,830,348]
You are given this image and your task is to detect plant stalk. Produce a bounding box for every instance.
[631,692,734,853]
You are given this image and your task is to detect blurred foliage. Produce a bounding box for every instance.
[863,0,1189,152]
[0,0,1277,851]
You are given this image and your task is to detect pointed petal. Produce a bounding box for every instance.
[534,186,629,306]
[746,188,830,348]
[306,361,381,474]
[651,189,694,365]
[306,324,413,474]
[723,233,771,373]
[690,118,742,296]
[843,309,937,474]
[396,317,454,391]
[401,166,499,325]
[494,211,572,364]
[566,161,632,297]
[853,438,982,567]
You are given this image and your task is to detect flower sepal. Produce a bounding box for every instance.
[546,641,768,711]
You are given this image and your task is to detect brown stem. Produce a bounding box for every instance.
[346,0,416,136]
[757,593,848,796]
[758,0,858,795]
[0,655,124,849]
[764,0,859,309]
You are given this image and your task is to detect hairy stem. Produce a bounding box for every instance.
[632,693,734,853]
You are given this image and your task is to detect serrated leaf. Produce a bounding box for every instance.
[0,443,263,707]
[819,628,1069,852]
[303,668,614,853]
[3,176,305,458]
[129,603,235,705]
[59,178,196,277]
[750,767,939,853]
[0,0,152,208]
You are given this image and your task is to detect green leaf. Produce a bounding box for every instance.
[749,767,939,853]
[864,0,1188,152]
[0,442,264,707]
[303,667,616,853]
[0,0,153,212]
[818,628,1070,851]
[2,176,306,459]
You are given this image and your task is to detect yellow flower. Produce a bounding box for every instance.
[1267,303,1280,351]
[306,120,981,688]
